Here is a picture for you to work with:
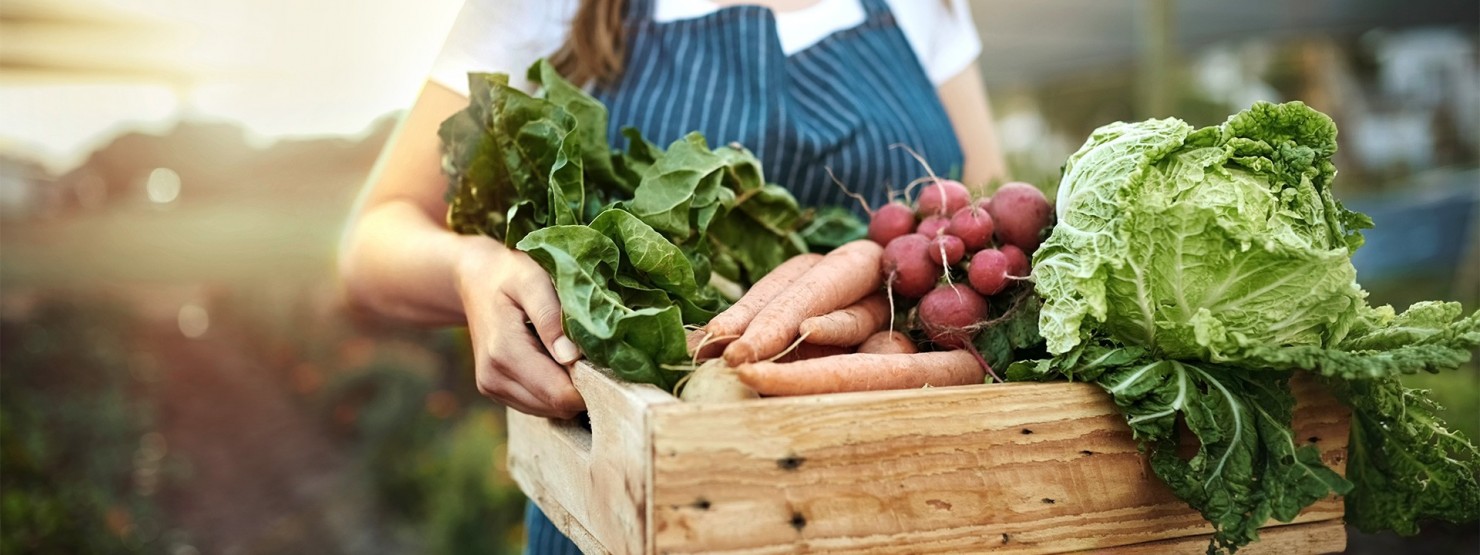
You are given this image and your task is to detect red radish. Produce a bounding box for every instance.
[947,205,994,251]
[915,284,1002,382]
[916,215,950,238]
[1000,244,1031,278]
[967,249,1011,296]
[929,234,965,267]
[917,284,989,349]
[915,179,972,217]
[975,197,992,212]
[881,234,942,299]
[868,202,916,245]
[858,330,918,354]
[987,182,1053,253]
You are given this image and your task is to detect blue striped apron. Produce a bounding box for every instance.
[527,0,965,552]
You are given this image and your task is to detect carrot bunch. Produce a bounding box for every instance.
[682,239,986,400]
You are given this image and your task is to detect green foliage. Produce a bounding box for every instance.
[424,410,526,555]
[1036,101,1371,361]
[0,298,166,554]
[1016,101,1480,553]
[319,363,526,555]
[799,206,868,252]
[441,60,812,388]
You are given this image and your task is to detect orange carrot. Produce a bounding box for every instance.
[799,292,891,346]
[772,342,853,363]
[857,330,918,354]
[704,253,823,339]
[723,240,884,365]
[733,350,984,396]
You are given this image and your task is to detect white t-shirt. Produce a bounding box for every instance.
[429,0,982,95]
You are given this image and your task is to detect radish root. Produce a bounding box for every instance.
[692,332,740,366]
[825,167,873,214]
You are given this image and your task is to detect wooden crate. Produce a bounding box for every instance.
[506,362,1350,554]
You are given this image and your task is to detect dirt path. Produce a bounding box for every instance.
[146,325,405,554]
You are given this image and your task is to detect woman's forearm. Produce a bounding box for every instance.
[339,198,489,326]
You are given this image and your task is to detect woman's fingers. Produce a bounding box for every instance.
[513,265,582,365]
[475,370,556,418]
[477,300,586,418]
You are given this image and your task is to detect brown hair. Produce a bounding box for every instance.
[552,0,956,86]
[550,0,629,87]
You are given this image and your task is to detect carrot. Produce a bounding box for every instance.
[772,342,853,363]
[798,292,891,346]
[723,240,885,365]
[857,330,918,354]
[703,253,823,339]
[733,350,984,396]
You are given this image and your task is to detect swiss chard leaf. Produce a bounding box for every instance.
[588,210,726,323]
[441,72,583,246]
[515,225,687,390]
[442,61,813,390]
[529,60,628,195]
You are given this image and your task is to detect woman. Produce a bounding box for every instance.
[339,0,1006,551]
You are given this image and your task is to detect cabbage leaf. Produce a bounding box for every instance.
[1018,101,1480,553]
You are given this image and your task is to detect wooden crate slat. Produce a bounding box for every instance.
[646,375,1347,553]
[510,362,1351,554]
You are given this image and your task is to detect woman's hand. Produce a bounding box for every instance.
[456,237,587,419]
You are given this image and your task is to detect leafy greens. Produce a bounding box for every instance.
[1012,101,1480,553]
[441,60,810,390]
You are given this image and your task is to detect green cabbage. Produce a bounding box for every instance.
[1014,102,1480,553]
[1037,101,1374,364]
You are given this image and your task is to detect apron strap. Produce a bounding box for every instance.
[857,0,890,18]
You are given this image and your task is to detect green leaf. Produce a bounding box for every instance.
[1035,101,1367,360]
[971,286,1044,370]
[515,226,688,390]
[588,210,727,323]
[441,60,812,389]
[1087,357,1352,553]
[529,59,629,194]
[1336,377,1480,535]
[440,72,582,246]
[800,206,868,251]
[1230,302,1480,380]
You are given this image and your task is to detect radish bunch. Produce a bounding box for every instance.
[874,180,1052,302]
[871,179,1054,373]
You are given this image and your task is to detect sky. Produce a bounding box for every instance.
[1,0,465,172]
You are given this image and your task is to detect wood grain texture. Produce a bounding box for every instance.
[645,377,1348,554]
[507,362,676,555]
[1087,519,1347,555]
[509,364,1350,554]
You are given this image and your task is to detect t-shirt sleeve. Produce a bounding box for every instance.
[427,0,571,96]
[890,0,983,86]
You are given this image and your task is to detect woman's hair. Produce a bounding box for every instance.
[550,0,629,87]
[551,0,955,86]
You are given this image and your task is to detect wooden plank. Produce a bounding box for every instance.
[1089,519,1347,555]
[645,377,1349,554]
[507,362,676,555]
